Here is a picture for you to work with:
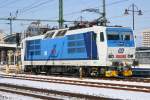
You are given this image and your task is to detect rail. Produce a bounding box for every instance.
[0,74,150,93]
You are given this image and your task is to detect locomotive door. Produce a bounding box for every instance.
[96,30,107,66]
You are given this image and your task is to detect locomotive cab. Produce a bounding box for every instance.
[105,27,135,77]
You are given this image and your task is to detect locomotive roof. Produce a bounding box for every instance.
[23,25,132,41]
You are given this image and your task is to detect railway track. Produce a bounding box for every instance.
[0,74,150,93]
[0,83,60,100]
[100,77,150,83]
[0,83,114,100]
[27,73,150,83]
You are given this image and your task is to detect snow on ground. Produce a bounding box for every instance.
[0,91,42,100]
[0,78,150,100]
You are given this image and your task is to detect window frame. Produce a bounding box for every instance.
[45,31,55,38]
[55,30,67,37]
[100,32,104,42]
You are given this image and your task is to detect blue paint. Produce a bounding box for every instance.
[25,32,98,61]
[106,27,132,32]
[106,28,135,47]
[24,27,135,61]
[83,31,98,59]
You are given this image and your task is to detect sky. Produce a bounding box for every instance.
[0,0,150,46]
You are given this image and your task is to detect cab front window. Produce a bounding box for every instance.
[107,32,133,41]
[107,34,120,40]
[106,28,134,47]
[124,34,130,40]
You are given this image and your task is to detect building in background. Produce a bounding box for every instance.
[136,47,150,66]
[142,29,150,47]
[0,32,21,65]
[136,29,150,66]
[3,33,20,44]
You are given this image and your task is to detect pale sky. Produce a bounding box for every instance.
[0,0,150,46]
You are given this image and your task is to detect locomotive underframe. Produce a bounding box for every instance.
[24,65,107,77]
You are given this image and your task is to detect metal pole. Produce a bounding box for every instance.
[91,32,92,59]
[6,50,10,74]
[59,0,64,28]
[125,4,142,30]
[9,13,13,35]
[103,0,106,19]
[102,0,106,26]
[15,44,21,74]
[14,51,15,65]
[10,19,12,34]
[132,4,135,30]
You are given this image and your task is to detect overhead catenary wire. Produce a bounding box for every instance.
[0,0,131,23]
[60,0,130,24]
[0,0,43,19]
[0,0,19,8]
[0,1,146,23]
[19,0,55,15]
[19,0,42,12]
[18,0,57,18]
[50,0,130,19]
[0,17,84,23]
[0,0,23,18]
[106,0,129,7]
[0,0,130,22]
[0,0,147,35]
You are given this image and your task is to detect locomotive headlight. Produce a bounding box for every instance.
[108,55,114,58]
[128,54,133,58]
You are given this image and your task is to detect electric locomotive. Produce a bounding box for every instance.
[21,25,135,77]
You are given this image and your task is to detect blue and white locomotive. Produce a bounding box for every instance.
[21,25,135,77]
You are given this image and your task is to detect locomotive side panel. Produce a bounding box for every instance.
[24,31,99,66]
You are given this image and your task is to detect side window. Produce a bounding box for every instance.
[55,30,67,37]
[45,32,55,38]
[100,32,104,42]
[92,33,97,41]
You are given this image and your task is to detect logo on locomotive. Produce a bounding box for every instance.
[118,48,124,53]
[50,44,57,57]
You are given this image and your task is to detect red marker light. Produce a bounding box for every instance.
[116,55,126,58]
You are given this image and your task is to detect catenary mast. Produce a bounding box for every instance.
[59,0,64,29]
[101,0,107,26]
